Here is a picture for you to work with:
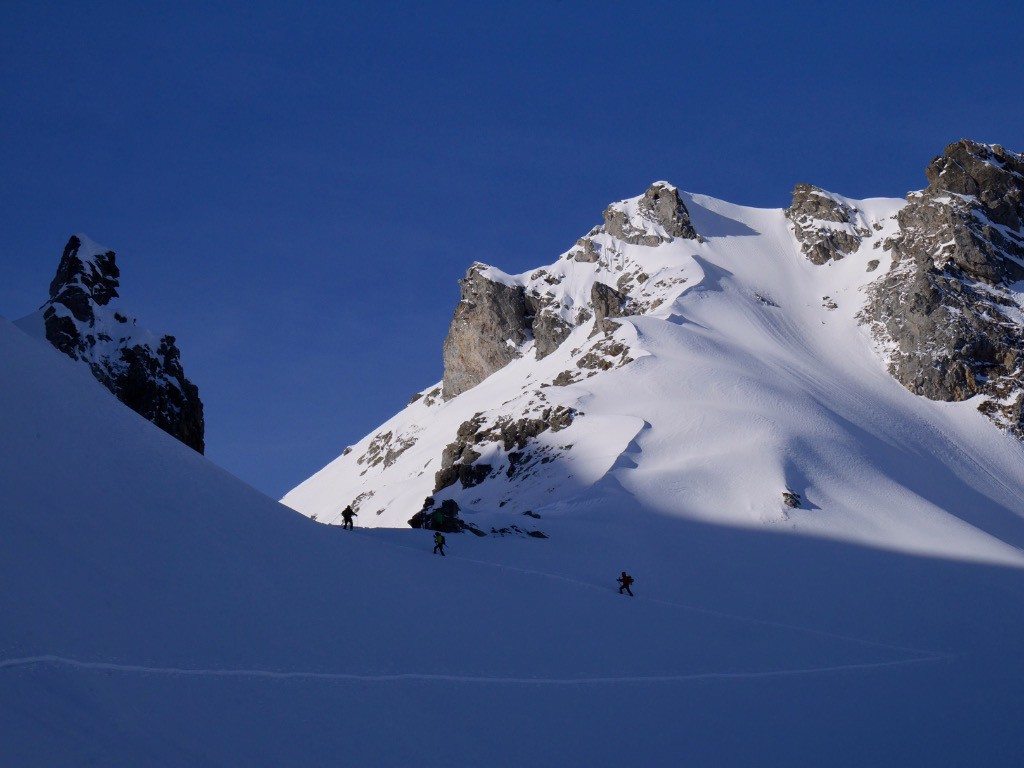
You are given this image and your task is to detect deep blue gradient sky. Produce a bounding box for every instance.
[3,1,1022,498]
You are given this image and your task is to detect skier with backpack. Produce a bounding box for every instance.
[617,571,634,596]
[433,531,447,557]
[340,505,357,530]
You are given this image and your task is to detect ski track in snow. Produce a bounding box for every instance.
[0,653,947,685]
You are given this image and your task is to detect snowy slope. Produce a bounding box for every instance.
[284,189,1024,567]
[4,312,1024,766]
[3,288,1024,768]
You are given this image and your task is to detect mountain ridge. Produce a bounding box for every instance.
[284,139,1024,568]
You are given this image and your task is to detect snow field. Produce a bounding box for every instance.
[5,182,1024,764]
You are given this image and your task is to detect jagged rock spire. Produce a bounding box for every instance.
[32,235,206,453]
[47,235,121,326]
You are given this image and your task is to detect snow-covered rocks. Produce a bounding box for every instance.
[602,181,698,245]
[440,185,701,403]
[16,234,205,452]
[785,184,873,264]
[286,140,1024,566]
[861,139,1024,434]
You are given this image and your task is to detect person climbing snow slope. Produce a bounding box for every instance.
[617,571,634,596]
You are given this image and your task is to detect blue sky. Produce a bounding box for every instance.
[2,0,1022,498]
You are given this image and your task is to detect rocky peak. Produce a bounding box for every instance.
[636,182,697,239]
[898,140,1024,285]
[440,183,703,400]
[785,184,870,264]
[21,235,205,453]
[926,139,1024,230]
[602,182,697,246]
[48,234,121,323]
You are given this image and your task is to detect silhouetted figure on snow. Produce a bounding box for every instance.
[341,506,356,530]
[617,571,634,596]
[433,531,447,556]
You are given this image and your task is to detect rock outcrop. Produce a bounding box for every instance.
[602,182,697,246]
[785,184,871,264]
[526,293,573,359]
[407,497,466,532]
[441,266,602,399]
[25,235,205,452]
[861,140,1024,434]
[434,407,576,493]
[439,183,696,400]
[590,282,633,335]
[441,266,532,399]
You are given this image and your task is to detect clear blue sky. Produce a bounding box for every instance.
[3,0,1022,498]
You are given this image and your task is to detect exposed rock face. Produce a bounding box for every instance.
[442,266,531,399]
[861,140,1024,434]
[434,407,576,493]
[31,235,205,452]
[356,429,417,470]
[442,265,589,399]
[47,237,120,324]
[602,182,697,245]
[590,282,633,335]
[785,184,870,264]
[926,140,1024,232]
[440,183,693,399]
[527,293,572,359]
[570,237,601,262]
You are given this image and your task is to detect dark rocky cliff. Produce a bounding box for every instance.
[28,235,205,452]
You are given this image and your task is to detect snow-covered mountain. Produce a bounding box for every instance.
[284,140,1024,568]
[5,140,1024,766]
[15,234,204,452]
[4,265,1024,766]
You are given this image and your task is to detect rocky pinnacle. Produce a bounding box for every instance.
[38,235,206,453]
